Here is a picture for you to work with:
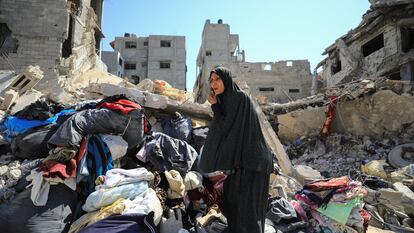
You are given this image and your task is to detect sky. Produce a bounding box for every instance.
[102,0,371,91]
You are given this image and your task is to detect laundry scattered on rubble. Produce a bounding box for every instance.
[0,0,413,231]
[0,66,413,233]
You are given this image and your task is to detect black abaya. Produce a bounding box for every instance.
[199,67,273,233]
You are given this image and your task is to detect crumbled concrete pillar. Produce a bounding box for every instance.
[0,89,19,111]
[8,66,43,94]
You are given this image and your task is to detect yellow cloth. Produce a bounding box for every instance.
[164,170,185,199]
[69,198,126,233]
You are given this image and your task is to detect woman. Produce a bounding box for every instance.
[199,66,273,233]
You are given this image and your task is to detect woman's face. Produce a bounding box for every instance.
[210,72,225,95]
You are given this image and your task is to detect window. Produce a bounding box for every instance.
[118,58,123,66]
[259,87,274,92]
[331,55,342,75]
[141,62,147,68]
[125,41,137,48]
[124,63,136,70]
[289,89,300,93]
[130,75,140,84]
[401,27,414,53]
[160,62,171,69]
[206,51,212,56]
[362,33,384,57]
[160,40,171,47]
[143,41,148,46]
[262,64,272,71]
[0,23,18,54]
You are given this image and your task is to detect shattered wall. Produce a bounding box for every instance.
[228,60,312,103]
[101,51,124,77]
[277,90,414,142]
[0,0,105,91]
[320,2,414,87]
[0,0,69,88]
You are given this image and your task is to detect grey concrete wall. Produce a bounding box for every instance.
[101,51,123,77]
[113,35,186,89]
[0,0,104,91]
[195,20,311,104]
[228,60,312,103]
[323,24,400,87]
[277,90,414,142]
[0,0,68,86]
[147,35,186,89]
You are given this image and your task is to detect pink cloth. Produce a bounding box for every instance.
[291,200,308,222]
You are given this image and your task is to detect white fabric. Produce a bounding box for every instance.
[136,143,147,162]
[100,134,128,160]
[122,188,163,225]
[27,169,77,206]
[27,169,50,206]
[184,171,204,192]
[96,167,154,190]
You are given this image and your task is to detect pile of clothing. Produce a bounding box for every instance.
[0,94,230,233]
[267,176,370,233]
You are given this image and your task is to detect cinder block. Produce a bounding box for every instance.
[0,89,19,111]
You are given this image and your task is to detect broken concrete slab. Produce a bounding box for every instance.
[293,165,323,185]
[0,70,17,94]
[393,182,414,204]
[0,89,18,111]
[86,83,213,120]
[277,90,414,142]
[10,89,43,114]
[9,66,43,94]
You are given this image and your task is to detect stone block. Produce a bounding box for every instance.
[293,165,323,185]
[8,65,43,94]
[10,89,43,114]
[0,89,19,111]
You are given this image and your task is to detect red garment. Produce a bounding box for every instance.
[98,99,142,115]
[77,137,88,164]
[40,139,86,180]
[320,95,338,138]
[98,99,150,133]
[359,209,371,233]
[304,176,350,192]
[291,200,309,222]
[40,159,77,179]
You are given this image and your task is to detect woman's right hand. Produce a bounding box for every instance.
[208,90,217,104]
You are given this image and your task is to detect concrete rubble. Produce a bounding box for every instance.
[0,0,413,233]
[262,67,414,232]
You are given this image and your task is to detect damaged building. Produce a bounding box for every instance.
[194,19,312,104]
[102,34,187,90]
[0,0,106,92]
[0,0,413,232]
[318,0,414,88]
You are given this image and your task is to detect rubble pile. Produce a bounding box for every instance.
[286,134,398,178]
[0,66,392,233]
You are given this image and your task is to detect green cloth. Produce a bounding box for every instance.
[317,198,361,225]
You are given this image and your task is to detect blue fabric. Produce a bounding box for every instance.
[4,109,75,141]
[77,135,114,196]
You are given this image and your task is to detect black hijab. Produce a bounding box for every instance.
[199,67,273,174]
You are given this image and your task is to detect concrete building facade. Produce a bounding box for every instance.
[0,0,106,91]
[103,34,187,90]
[317,0,414,88]
[101,51,124,78]
[194,19,312,104]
